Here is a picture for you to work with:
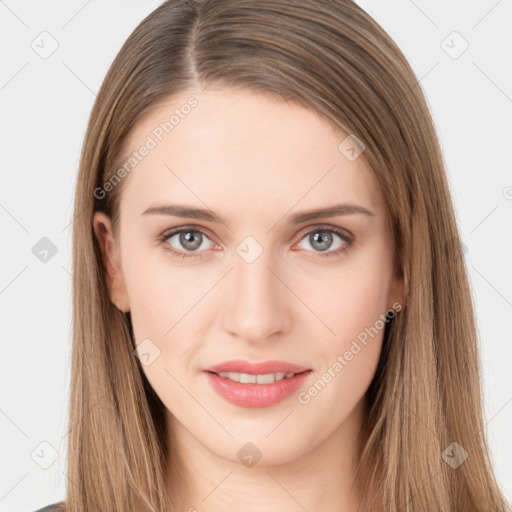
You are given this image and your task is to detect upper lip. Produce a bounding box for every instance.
[204,359,311,375]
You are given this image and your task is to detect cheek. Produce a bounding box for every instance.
[125,267,172,342]
[295,286,388,427]
[123,249,212,377]
[124,259,203,412]
[293,249,392,404]
[123,243,197,339]
[302,251,393,344]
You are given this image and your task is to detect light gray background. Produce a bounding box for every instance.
[1,1,511,510]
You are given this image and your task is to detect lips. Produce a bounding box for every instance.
[203,359,312,408]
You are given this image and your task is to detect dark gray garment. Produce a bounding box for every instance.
[33,504,62,512]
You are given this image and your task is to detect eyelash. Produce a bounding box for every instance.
[157,225,355,260]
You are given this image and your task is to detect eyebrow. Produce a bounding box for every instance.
[141,203,375,225]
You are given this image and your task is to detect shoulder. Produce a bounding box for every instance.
[33,503,64,512]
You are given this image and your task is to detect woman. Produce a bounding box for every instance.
[35,0,511,511]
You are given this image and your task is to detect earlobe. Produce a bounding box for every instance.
[92,211,130,313]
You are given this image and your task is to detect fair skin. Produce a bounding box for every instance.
[94,87,402,512]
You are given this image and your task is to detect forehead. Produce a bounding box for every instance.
[116,87,385,223]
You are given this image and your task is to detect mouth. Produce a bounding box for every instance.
[203,360,312,408]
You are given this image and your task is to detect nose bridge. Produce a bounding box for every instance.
[221,240,289,341]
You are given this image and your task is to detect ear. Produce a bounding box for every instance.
[92,211,130,313]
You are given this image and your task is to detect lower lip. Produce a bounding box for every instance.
[204,370,312,408]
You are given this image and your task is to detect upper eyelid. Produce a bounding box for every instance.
[294,224,353,244]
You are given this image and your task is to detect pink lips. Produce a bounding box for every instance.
[203,359,312,408]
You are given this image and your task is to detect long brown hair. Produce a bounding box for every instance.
[63,1,511,510]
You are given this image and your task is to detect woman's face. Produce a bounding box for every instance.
[94,87,403,467]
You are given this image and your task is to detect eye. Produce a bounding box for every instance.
[158,227,215,259]
[158,224,354,260]
[295,225,354,257]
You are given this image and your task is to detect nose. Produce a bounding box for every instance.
[220,247,292,344]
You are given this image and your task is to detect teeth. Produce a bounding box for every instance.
[216,371,297,383]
